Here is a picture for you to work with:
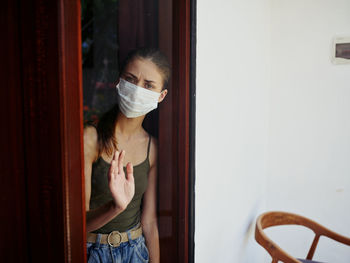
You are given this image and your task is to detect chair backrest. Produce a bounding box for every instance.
[255,211,350,263]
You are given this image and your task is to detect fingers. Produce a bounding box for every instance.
[113,150,119,163]
[118,150,125,173]
[126,162,134,182]
[110,151,119,180]
[110,150,130,180]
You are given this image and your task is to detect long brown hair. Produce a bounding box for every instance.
[96,47,171,157]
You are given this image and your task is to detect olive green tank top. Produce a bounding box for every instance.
[89,135,151,234]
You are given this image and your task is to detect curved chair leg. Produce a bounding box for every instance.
[306,234,320,260]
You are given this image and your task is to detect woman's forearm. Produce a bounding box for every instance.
[86,200,124,233]
[142,222,160,263]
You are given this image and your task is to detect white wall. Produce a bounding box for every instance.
[266,0,350,262]
[196,0,350,262]
[196,1,271,262]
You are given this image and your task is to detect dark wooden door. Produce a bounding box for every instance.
[158,1,192,262]
[1,0,192,262]
[1,1,85,262]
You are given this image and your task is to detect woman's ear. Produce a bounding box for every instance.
[158,89,168,103]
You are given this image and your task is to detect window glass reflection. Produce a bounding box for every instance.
[82,0,119,123]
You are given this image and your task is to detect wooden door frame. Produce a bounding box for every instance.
[189,1,197,262]
[58,1,86,261]
[61,0,195,261]
[22,1,87,262]
[3,0,194,262]
[171,0,195,262]
[3,0,86,262]
[157,0,195,262]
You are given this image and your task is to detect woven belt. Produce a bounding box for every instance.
[87,224,142,247]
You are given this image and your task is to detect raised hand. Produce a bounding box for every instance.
[108,150,135,211]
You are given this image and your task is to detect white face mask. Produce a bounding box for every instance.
[116,78,161,118]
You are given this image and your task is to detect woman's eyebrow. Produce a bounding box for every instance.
[124,72,156,84]
[124,72,138,79]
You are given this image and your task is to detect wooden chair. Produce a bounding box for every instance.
[255,211,350,263]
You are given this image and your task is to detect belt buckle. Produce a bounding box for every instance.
[107,231,122,247]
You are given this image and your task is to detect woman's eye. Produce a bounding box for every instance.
[125,76,134,83]
[145,83,153,89]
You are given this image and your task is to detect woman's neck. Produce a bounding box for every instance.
[114,112,145,138]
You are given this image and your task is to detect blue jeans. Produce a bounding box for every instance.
[87,232,149,263]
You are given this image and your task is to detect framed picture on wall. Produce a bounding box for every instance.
[332,36,350,64]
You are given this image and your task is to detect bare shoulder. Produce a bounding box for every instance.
[84,125,98,147]
[84,125,98,162]
[149,136,158,168]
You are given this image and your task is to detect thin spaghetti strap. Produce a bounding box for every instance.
[146,134,152,159]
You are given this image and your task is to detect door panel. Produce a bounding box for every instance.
[1,0,191,262]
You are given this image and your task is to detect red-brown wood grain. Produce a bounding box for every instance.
[20,1,66,261]
[174,0,191,262]
[1,0,191,261]
[1,1,28,262]
[158,0,176,262]
[158,0,191,262]
[1,0,84,262]
[58,1,86,262]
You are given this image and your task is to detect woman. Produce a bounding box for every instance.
[84,48,170,263]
